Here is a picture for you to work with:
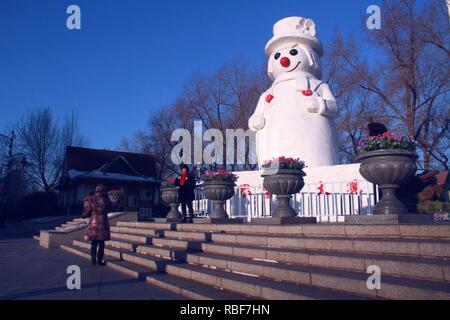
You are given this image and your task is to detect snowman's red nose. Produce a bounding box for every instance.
[280,57,290,68]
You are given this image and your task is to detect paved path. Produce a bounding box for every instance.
[0,237,184,300]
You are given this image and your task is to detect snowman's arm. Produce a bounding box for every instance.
[248,94,267,131]
[253,94,266,115]
[318,83,339,119]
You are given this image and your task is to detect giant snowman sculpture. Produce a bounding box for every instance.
[249,16,340,168]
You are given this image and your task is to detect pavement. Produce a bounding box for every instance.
[0,224,184,300]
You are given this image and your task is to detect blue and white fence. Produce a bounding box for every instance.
[193,180,377,223]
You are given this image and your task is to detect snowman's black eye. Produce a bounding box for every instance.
[290,49,298,56]
[274,53,281,60]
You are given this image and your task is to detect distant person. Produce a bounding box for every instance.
[368,122,388,136]
[175,164,196,223]
[81,184,112,266]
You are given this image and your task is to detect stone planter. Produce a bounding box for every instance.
[202,181,235,220]
[262,169,305,218]
[160,187,182,221]
[357,149,418,215]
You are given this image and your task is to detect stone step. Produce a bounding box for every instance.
[110,226,163,237]
[136,245,188,261]
[151,237,204,251]
[165,263,367,300]
[112,228,209,242]
[145,273,250,300]
[107,239,138,251]
[121,251,175,272]
[115,222,450,240]
[186,252,450,300]
[116,221,175,230]
[110,232,205,250]
[60,244,91,260]
[73,240,131,259]
[200,242,450,283]
[206,233,450,259]
[106,259,162,280]
[110,228,210,242]
[110,232,150,245]
[161,230,212,241]
[66,220,85,225]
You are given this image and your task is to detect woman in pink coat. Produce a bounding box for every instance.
[81,184,112,265]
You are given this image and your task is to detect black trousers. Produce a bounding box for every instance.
[180,200,194,219]
[91,240,105,262]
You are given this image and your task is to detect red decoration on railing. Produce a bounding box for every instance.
[317,181,331,196]
[347,179,363,194]
[239,184,253,197]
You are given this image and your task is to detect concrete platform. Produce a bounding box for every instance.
[345,214,435,225]
[250,217,317,225]
[193,218,244,224]
[154,218,183,223]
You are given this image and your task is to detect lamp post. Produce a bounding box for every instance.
[0,130,27,228]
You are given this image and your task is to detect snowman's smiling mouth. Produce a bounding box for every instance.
[287,62,301,72]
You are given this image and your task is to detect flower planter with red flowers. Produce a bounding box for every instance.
[261,157,307,218]
[202,170,238,220]
[160,178,182,220]
[357,132,419,215]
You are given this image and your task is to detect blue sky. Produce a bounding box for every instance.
[0,0,410,149]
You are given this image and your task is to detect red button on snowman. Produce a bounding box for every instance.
[248,17,340,168]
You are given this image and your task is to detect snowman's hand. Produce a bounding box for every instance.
[249,114,265,131]
[305,97,323,114]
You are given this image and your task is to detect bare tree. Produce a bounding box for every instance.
[120,61,267,175]
[323,33,389,163]
[118,108,182,179]
[17,107,87,191]
[339,0,450,170]
[179,61,266,170]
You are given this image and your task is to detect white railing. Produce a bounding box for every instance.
[193,180,377,222]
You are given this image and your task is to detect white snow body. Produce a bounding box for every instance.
[250,71,340,168]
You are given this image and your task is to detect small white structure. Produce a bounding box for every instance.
[249,16,340,168]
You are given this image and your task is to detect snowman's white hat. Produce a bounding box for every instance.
[265,16,323,57]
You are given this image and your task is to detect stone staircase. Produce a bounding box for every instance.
[54,218,88,230]
[60,221,450,300]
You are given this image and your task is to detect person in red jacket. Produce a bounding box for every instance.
[81,184,112,265]
[175,165,196,223]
